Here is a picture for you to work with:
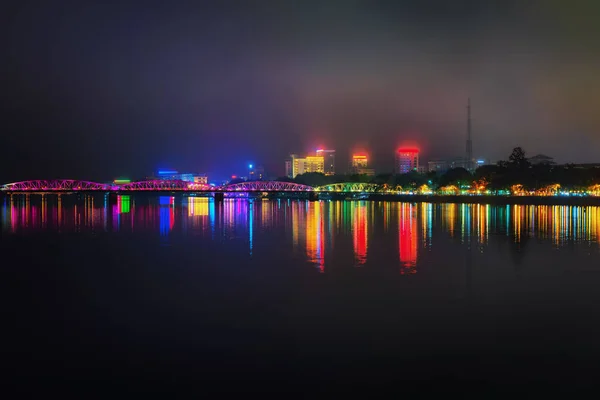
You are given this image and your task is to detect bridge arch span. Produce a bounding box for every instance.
[221,181,314,192]
[1,179,112,191]
[314,182,382,193]
[117,180,193,191]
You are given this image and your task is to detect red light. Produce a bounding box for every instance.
[397,148,419,153]
[231,175,237,179]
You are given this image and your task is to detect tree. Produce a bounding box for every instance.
[439,168,472,187]
[508,147,530,170]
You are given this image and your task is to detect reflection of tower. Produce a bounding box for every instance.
[249,200,254,256]
[353,202,368,265]
[2,196,9,232]
[466,98,473,171]
[399,203,417,273]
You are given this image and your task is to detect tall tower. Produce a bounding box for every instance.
[466,98,473,171]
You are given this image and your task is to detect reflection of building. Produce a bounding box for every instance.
[159,196,175,236]
[188,197,209,217]
[395,148,419,174]
[353,203,368,265]
[399,203,417,273]
[117,195,130,214]
[306,202,325,272]
[317,149,336,175]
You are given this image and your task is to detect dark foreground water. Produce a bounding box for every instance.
[2,194,600,393]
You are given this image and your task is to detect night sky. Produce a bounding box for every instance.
[2,0,600,183]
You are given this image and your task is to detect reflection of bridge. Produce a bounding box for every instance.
[1,179,386,193]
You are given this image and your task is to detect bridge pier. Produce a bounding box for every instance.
[213,192,224,203]
[308,192,319,202]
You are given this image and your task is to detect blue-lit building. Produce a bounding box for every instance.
[153,170,208,184]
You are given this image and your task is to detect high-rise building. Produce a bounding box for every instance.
[349,154,375,175]
[288,152,327,178]
[285,159,293,178]
[293,156,306,178]
[249,165,265,180]
[316,149,335,175]
[305,156,325,174]
[351,154,368,169]
[395,148,419,174]
[428,160,449,173]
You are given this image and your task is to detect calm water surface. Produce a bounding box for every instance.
[2,194,600,391]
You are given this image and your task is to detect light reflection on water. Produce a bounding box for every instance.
[3,195,600,272]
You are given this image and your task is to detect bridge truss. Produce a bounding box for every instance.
[221,181,314,192]
[314,182,382,193]
[118,180,193,191]
[1,179,112,192]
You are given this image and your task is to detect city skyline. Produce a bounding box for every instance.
[3,1,600,184]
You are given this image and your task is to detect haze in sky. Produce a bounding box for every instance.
[2,0,600,181]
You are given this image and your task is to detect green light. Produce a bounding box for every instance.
[114,179,131,184]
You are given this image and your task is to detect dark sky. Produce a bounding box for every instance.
[2,0,600,182]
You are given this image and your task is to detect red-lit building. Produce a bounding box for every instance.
[395,148,419,174]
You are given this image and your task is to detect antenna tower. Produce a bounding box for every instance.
[466,98,473,170]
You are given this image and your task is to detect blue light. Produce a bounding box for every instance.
[249,164,253,169]
[158,170,178,175]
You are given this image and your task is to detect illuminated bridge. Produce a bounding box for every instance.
[313,183,382,193]
[0,179,387,194]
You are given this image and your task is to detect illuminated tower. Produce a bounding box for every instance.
[395,148,419,174]
[466,98,473,171]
